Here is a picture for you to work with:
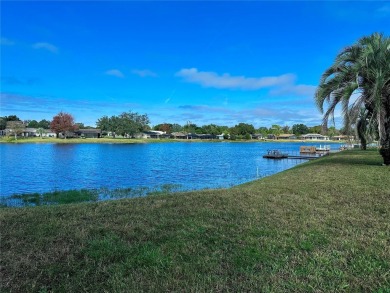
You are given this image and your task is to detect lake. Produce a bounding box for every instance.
[0,141,341,198]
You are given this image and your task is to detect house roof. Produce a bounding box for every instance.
[278,134,296,138]
[333,135,352,138]
[171,132,187,136]
[78,129,101,133]
[301,133,328,137]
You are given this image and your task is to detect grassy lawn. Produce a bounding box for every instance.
[1,150,389,292]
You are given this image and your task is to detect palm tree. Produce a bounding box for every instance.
[315,33,390,165]
[352,107,378,150]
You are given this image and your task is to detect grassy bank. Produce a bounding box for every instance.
[1,150,389,292]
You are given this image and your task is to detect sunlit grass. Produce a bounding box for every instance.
[1,150,389,292]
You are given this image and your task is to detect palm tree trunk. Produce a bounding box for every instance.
[379,137,390,165]
[360,138,367,150]
[378,98,390,166]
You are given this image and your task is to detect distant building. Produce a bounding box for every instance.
[75,129,102,138]
[277,134,297,140]
[301,133,329,140]
[267,134,277,140]
[332,135,354,141]
[252,134,263,140]
[171,132,188,139]
[144,130,165,139]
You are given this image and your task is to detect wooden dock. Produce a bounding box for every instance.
[263,148,330,160]
[286,155,322,160]
[264,154,326,160]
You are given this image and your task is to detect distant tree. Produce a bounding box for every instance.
[1,115,21,130]
[292,124,309,135]
[38,119,51,129]
[96,116,111,132]
[0,118,6,130]
[50,112,78,139]
[257,127,269,136]
[171,123,183,133]
[270,124,282,136]
[230,123,255,136]
[27,120,39,128]
[183,123,198,134]
[37,127,46,139]
[96,111,150,138]
[154,123,172,133]
[326,126,339,138]
[4,115,21,122]
[282,125,290,134]
[201,124,222,136]
[308,125,322,134]
[7,121,25,140]
[219,126,230,135]
[75,123,85,129]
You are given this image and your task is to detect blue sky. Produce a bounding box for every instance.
[1,1,389,128]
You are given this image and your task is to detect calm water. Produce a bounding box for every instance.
[0,142,341,197]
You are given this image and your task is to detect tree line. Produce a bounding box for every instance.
[2,112,353,140]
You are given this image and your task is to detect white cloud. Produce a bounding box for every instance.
[0,92,140,126]
[32,42,58,53]
[270,84,317,97]
[131,69,157,77]
[175,68,295,90]
[162,103,325,128]
[105,69,125,78]
[1,37,14,46]
[377,4,390,15]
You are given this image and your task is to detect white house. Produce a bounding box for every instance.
[301,133,329,140]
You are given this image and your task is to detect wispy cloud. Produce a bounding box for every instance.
[178,104,232,114]
[1,37,14,46]
[164,89,176,104]
[377,4,390,16]
[131,69,157,78]
[105,69,125,78]
[1,76,40,86]
[32,42,58,53]
[175,68,295,90]
[0,92,140,126]
[270,84,317,97]
[167,102,323,128]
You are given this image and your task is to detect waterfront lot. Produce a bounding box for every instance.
[1,150,389,292]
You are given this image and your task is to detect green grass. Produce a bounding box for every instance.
[3,189,99,206]
[1,149,389,292]
[0,184,184,207]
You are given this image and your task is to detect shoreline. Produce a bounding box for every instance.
[0,137,349,144]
